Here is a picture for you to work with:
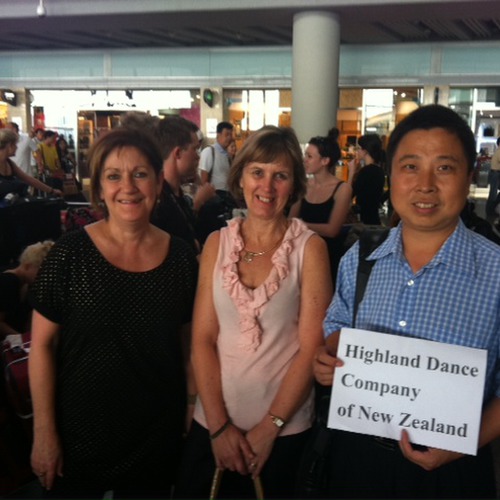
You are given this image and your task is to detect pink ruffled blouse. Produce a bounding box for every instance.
[193,217,316,436]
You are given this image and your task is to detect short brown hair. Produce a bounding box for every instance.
[156,116,198,159]
[0,129,18,149]
[227,126,306,206]
[89,128,163,216]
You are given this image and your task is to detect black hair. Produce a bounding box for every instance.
[43,130,56,140]
[308,134,341,173]
[216,121,234,134]
[328,127,340,142]
[156,116,198,159]
[358,134,384,164]
[386,105,476,173]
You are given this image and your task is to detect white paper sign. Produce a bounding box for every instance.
[206,118,218,138]
[328,328,487,455]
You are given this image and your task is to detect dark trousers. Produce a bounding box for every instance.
[311,429,496,499]
[175,420,311,499]
[43,482,171,500]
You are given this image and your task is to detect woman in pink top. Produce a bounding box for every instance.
[176,126,332,498]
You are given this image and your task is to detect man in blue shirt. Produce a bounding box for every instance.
[314,105,500,498]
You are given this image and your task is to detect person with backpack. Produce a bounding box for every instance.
[196,122,238,243]
[312,105,500,499]
[199,121,234,195]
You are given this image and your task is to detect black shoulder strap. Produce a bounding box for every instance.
[353,227,390,327]
[330,180,344,198]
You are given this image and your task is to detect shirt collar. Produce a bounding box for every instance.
[214,142,227,155]
[369,219,476,278]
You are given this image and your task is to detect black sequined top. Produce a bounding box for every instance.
[30,229,198,489]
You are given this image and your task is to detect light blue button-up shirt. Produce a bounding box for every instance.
[324,220,500,403]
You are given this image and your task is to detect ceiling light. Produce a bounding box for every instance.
[37,0,47,17]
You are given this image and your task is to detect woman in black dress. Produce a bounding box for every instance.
[29,128,198,499]
[348,133,386,225]
[289,132,352,282]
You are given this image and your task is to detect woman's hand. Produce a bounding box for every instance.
[29,312,62,491]
[245,419,280,478]
[31,428,63,491]
[211,424,256,476]
[347,159,360,185]
[348,158,359,172]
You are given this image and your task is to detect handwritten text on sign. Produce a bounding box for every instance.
[327,328,487,455]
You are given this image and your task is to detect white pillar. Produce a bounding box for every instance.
[292,11,340,143]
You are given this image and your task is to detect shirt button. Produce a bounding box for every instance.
[407,279,415,286]
[399,320,407,327]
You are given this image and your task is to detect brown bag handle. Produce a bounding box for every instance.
[209,467,264,499]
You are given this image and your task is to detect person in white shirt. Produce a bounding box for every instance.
[199,121,234,193]
[6,122,38,175]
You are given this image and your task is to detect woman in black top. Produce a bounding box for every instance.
[289,132,352,282]
[348,133,386,225]
[29,128,198,498]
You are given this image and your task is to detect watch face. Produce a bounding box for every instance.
[272,416,285,428]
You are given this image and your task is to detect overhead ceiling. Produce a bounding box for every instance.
[0,0,500,52]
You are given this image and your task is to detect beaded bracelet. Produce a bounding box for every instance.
[210,418,232,440]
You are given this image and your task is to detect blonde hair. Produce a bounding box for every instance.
[19,240,54,267]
